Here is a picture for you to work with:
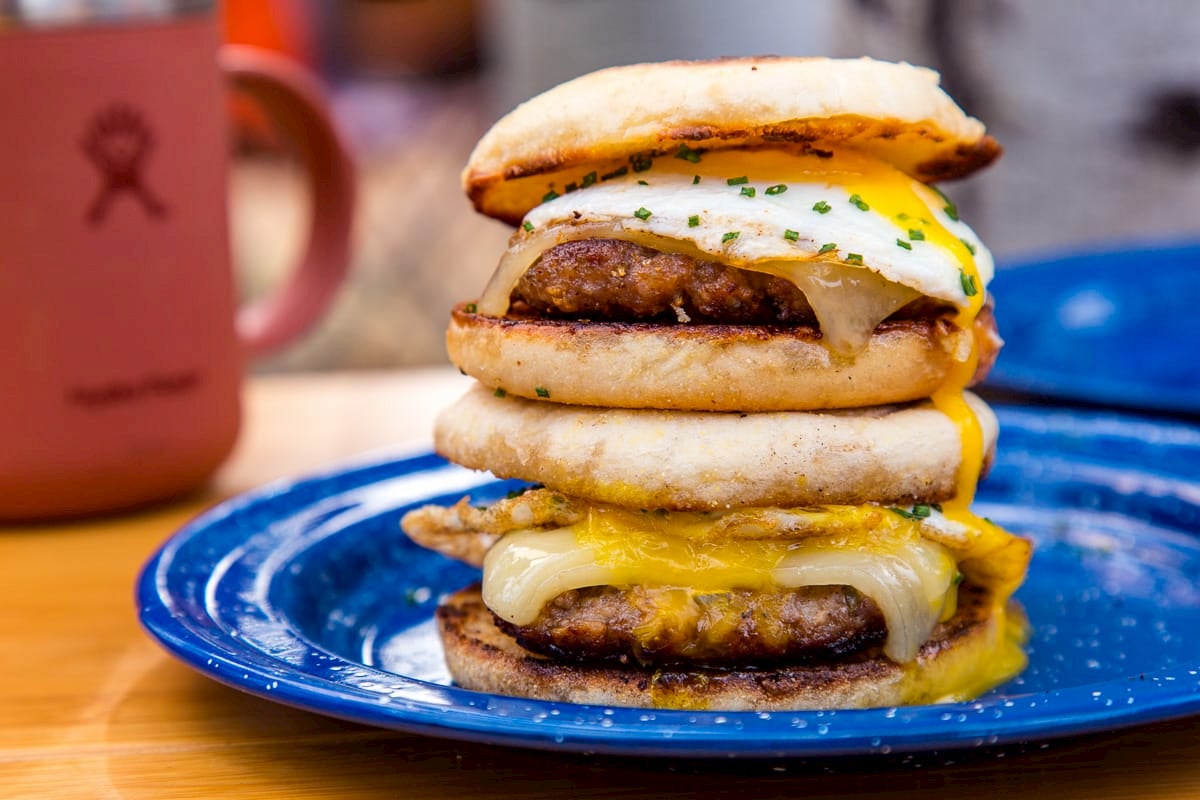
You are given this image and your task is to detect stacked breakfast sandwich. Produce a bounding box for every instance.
[402,56,1031,710]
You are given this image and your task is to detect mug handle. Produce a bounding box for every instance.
[219,45,356,359]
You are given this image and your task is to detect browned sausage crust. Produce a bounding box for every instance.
[496,584,886,668]
[512,238,954,326]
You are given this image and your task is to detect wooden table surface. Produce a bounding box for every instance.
[4,367,1200,799]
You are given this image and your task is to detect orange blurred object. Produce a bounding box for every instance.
[223,0,315,66]
[222,1,322,154]
[342,0,478,76]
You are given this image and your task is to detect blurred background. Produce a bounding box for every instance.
[226,0,1200,371]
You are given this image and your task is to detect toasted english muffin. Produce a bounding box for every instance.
[447,302,1002,411]
[434,385,998,511]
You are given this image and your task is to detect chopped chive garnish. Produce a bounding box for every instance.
[565,182,578,193]
[891,505,932,520]
[960,237,977,255]
[908,228,926,241]
[630,152,653,172]
[765,184,788,195]
[817,242,836,254]
[726,176,749,186]
[692,175,701,185]
[897,212,911,221]
[960,270,979,297]
[739,186,756,198]
[721,231,740,243]
[896,238,912,250]
[542,190,559,203]
[522,221,534,233]
[784,229,800,242]
[534,386,550,398]
[849,194,869,211]
[812,200,832,214]
[601,166,628,181]
[465,302,477,313]
[634,207,652,221]
[931,503,944,512]
[637,180,649,186]
[493,387,507,398]
[581,171,598,188]
[931,185,959,221]
[688,214,700,227]
[675,144,702,163]
[845,252,864,265]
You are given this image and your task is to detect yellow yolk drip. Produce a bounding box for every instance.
[933,348,985,514]
[915,193,987,522]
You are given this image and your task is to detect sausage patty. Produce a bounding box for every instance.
[496,584,887,668]
[511,238,952,325]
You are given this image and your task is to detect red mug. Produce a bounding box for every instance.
[0,10,355,519]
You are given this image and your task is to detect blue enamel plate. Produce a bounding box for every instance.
[137,407,1200,758]
[987,241,1200,413]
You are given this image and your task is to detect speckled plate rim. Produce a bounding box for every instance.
[986,239,1200,413]
[137,408,1200,759]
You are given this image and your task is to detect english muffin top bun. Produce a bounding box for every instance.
[465,57,1000,225]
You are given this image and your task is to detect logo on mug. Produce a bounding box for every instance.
[82,103,168,225]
